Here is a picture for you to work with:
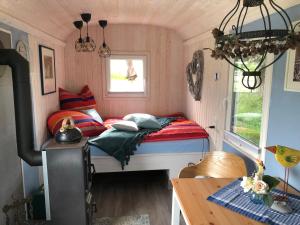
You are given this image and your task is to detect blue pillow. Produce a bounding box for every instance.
[123,113,161,129]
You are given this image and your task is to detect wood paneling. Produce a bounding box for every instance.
[183,33,229,151]
[0,0,298,41]
[28,35,65,148]
[64,24,184,117]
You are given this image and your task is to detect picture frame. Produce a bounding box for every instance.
[284,21,300,92]
[39,45,56,95]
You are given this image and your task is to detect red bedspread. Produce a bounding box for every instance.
[103,116,209,143]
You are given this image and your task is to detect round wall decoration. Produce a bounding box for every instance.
[16,40,28,60]
[186,50,204,101]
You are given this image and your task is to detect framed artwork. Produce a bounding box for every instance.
[284,21,300,92]
[39,45,56,95]
[0,28,12,79]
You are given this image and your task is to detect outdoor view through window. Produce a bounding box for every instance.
[109,57,145,93]
[230,58,264,146]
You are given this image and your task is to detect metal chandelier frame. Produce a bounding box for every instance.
[208,0,300,90]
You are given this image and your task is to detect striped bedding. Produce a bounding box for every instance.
[59,85,96,110]
[47,110,106,137]
[103,115,209,143]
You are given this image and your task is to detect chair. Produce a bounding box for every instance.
[179,151,247,178]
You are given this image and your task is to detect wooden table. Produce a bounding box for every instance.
[171,178,264,225]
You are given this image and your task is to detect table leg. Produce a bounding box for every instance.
[171,189,180,225]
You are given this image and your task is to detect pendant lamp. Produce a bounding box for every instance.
[98,20,111,58]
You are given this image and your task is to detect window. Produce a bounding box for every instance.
[225,56,273,159]
[106,53,148,97]
[230,58,264,146]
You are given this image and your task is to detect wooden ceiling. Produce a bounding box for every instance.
[0,0,298,42]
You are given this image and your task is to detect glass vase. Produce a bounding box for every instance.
[250,192,265,204]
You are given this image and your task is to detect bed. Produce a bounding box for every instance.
[54,87,209,180]
[89,115,209,180]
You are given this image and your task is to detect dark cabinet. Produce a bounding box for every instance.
[42,138,95,225]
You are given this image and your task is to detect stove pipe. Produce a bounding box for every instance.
[0,49,42,166]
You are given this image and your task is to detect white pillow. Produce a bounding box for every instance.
[123,113,161,129]
[111,121,139,132]
[81,109,103,124]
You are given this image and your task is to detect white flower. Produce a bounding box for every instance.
[241,176,254,193]
[252,180,269,194]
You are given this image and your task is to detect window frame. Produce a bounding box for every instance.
[224,54,274,161]
[104,51,150,98]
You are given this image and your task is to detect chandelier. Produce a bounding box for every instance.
[98,20,111,58]
[207,0,300,90]
[73,13,96,52]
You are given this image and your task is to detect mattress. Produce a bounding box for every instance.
[90,138,209,157]
[103,116,209,142]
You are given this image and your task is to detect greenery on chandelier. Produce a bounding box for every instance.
[209,27,300,60]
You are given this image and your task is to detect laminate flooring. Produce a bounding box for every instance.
[92,170,185,225]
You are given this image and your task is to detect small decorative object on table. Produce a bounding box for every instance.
[266,145,300,214]
[241,159,280,206]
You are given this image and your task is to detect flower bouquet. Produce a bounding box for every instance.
[241,160,280,206]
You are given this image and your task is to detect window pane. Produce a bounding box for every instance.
[230,58,264,146]
[109,58,145,92]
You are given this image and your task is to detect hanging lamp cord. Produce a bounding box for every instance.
[102,27,105,45]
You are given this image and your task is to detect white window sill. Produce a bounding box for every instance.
[104,91,149,99]
[224,131,260,161]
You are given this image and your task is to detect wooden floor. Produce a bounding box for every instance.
[92,170,185,225]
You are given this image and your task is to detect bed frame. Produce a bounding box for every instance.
[91,152,206,181]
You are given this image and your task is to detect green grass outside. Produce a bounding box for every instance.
[234,126,261,145]
[232,92,263,145]
[111,73,127,80]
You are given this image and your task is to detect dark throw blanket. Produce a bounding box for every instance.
[88,117,175,169]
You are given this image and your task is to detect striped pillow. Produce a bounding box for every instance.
[48,110,106,137]
[59,85,96,110]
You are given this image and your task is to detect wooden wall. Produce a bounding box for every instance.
[64,24,184,117]
[183,33,229,151]
[0,8,66,149]
[65,24,229,150]
[28,35,65,148]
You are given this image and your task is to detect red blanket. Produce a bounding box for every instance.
[103,116,209,143]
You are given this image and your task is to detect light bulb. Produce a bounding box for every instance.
[98,42,111,57]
